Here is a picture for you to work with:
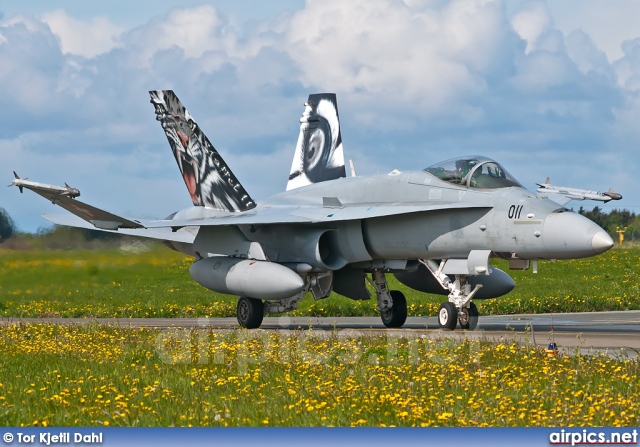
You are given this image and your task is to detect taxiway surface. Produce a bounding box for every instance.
[2,310,639,357]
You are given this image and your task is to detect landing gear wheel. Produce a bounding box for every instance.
[438,302,458,331]
[236,296,264,329]
[458,302,479,330]
[380,290,407,328]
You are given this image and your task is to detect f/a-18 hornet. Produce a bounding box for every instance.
[12,91,615,330]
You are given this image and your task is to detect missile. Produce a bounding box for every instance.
[394,264,515,299]
[536,177,621,202]
[189,257,305,300]
[9,172,81,199]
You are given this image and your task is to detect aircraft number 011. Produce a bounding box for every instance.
[508,205,524,219]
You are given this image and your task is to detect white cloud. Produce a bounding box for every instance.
[614,38,640,91]
[3,0,640,231]
[510,0,551,54]
[547,0,640,62]
[123,4,241,65]
[41,10,124,58]
[565,30,612,77]
[285,0,518,112]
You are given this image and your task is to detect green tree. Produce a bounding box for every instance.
[0,208,15,242]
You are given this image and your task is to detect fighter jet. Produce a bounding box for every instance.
[12,91,615,330]
[9,172,81,199]
[537,177,622,206]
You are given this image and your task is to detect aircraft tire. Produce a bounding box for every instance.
[381,290,407,328]
[438,302,458,331]
[236,296,264,329]
[459,302,479,330]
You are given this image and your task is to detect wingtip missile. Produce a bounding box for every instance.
[9,173,80,198]
[536,178,622,203]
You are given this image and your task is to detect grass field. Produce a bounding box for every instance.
[0,247,639,427]
[0,323,638,427]
[1,245,639,318]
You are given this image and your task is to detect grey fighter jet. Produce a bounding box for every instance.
[13,91,615,330]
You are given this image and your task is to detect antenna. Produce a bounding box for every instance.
[349,160,357,177]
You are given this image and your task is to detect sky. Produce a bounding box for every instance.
[1,0,640,232]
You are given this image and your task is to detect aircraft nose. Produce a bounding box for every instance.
[591,231,614,254]
[542,211,613,259]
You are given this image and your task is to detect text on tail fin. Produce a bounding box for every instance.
[149,90,255,212]
[287,93,346,191]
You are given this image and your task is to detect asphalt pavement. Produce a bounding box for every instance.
[2,310,639,357]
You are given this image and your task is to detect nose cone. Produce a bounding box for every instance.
[591,231,614,254]
[542,212,613,259]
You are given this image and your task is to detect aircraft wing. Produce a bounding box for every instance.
[143,202,492,229]
[541,193,573,206]
[34,194,143,230]
[11,179,144,230]
[43,213,195,243]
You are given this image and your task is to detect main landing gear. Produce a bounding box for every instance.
[235,294,303,329]
[236,296,264,329]
[235,274,324,329]
[368,271,407,328]
[423,260,482,331]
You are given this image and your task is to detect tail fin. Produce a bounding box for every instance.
[11,171,23,193]
[287,93,346,191]
[149,90,255,212]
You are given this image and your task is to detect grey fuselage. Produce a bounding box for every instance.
[167,169,612,267]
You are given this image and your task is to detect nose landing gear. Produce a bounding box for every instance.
[423,259,483,331]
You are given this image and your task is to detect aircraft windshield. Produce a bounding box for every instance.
[425,156,522,189]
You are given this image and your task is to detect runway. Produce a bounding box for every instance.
[2,310,639,357]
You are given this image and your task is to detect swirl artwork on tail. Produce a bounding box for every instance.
[287,93,346,191]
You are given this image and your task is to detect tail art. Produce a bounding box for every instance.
[149,90,255,212]
[287,93,346,191]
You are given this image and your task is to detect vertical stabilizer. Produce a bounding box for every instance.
[149,90,255,212]
[287,93,346,191]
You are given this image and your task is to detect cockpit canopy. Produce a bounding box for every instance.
[425,156,523,189]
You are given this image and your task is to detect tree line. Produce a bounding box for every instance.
[0,207,130,250]
[577,206,640,242]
